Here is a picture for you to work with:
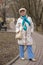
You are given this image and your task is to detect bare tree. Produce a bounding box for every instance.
[0,0,43,32]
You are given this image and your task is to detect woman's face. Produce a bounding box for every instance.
[20,10,26,16]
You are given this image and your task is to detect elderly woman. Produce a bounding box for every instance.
[16,8,36,61]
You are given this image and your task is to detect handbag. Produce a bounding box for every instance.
[15,31,22,39]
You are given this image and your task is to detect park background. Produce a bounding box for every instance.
[0,0,43,65]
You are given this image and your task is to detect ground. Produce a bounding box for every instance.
[0,32,43,65]
[0,32,19,65]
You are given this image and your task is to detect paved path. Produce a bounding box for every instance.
[9,21,16,31]
[11,32,43,65]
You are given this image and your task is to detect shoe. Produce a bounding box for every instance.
[32,58,37,62]
[20,58,25,60]
[29,58,36,62]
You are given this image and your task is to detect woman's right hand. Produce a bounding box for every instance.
[16,31,20,33]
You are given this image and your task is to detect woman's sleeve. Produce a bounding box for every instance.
[16,19,20,33]
[30,17,34,33]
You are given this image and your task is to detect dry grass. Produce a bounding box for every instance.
[0,32,19,65]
